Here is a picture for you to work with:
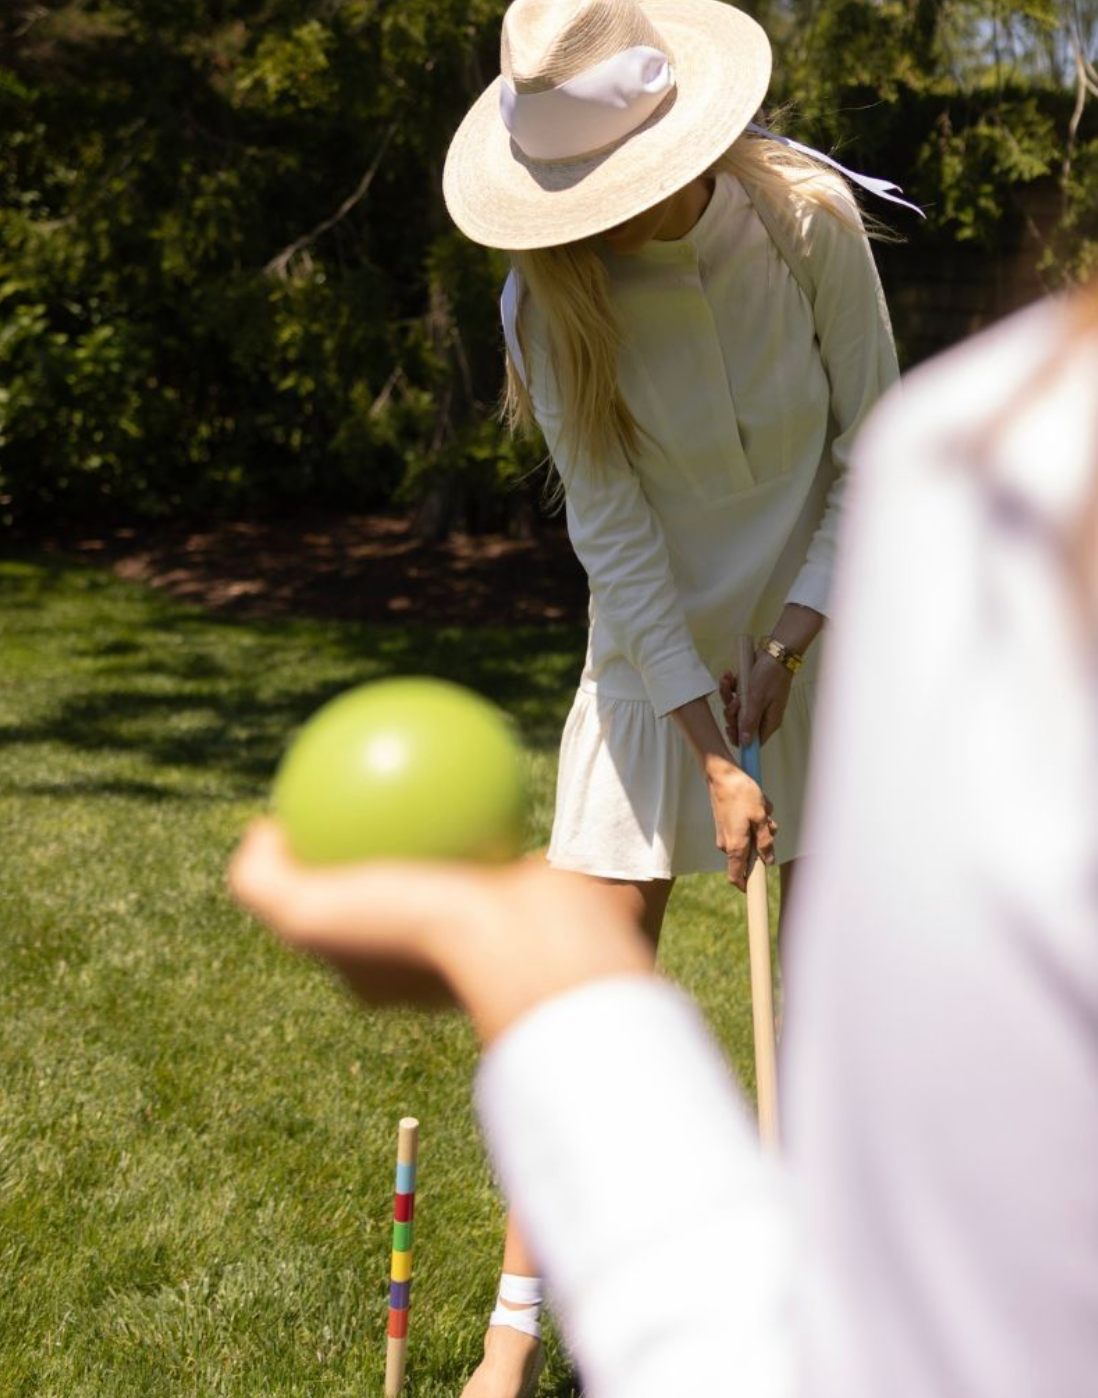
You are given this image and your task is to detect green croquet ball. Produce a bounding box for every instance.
[273,678,526,864]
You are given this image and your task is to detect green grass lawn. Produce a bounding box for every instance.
[0,554,774,1397]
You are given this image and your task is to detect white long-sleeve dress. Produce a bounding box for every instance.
[504,170,898,874]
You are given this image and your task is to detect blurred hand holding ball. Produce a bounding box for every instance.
[273,678,527,864]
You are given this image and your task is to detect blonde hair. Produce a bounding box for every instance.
[502,129,887,486]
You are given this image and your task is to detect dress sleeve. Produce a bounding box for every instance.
[506,280,715,718]
[475,976,798,1398]
[784,188,900,615]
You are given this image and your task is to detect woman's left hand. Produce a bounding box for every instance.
[719,654,793,749]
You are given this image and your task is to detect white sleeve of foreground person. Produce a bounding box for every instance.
[476,976,798,1398]
[782,297,1098,1398]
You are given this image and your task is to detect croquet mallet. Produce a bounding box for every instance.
[736,636,780,1148]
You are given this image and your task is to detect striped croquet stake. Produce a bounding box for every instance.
[385,1116,419,1397]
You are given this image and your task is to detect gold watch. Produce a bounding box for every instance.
[758,635,803,675]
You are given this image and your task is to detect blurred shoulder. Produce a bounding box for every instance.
[855,293,1098,531]
[860,296,1078,467]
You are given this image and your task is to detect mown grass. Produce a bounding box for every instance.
[0,555,774,1396]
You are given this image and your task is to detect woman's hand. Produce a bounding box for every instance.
[229,819,470,1008]
[722,604,823,748]
[704,756,777,891]
[668,694,776,889]
[229,820,651,1045]
[720,655,793,750]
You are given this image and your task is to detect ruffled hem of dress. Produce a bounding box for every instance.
[547,681,815,880]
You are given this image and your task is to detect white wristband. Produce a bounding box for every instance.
[490,1272,545,1338]
[499,1272,544,1306]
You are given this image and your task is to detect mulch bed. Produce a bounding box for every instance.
[27,513,590,627]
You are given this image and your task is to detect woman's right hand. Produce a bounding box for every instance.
[229,820,652,1045]
[704,756,777,891]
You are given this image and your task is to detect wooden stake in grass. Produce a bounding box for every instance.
[385,1117,419,1397]
[737,637,781,1148]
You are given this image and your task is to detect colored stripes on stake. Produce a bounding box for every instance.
[385,1117,419,1397]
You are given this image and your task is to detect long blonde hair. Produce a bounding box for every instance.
[502,128,886,482]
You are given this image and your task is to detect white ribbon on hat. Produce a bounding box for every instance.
[500,45,675,162]
[747,122,925,217]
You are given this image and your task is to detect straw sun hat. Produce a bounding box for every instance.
[443,0,772,250]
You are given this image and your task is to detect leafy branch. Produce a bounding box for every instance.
[264,123,396,279]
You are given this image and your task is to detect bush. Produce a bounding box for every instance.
[1,1,1096,529]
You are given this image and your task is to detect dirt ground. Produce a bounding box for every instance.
[31,512,590,627]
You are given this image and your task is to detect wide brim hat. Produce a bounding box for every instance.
[443,0,772,250]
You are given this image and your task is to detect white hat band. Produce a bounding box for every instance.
[500,45,675,162]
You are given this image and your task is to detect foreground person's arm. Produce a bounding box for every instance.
[477,977,796,1398]
[230,823,797,1398]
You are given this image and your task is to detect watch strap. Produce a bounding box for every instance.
[758,635,803,674]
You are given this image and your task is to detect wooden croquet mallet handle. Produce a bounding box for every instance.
[385,1116,419,1397]
[736,636,781,1148]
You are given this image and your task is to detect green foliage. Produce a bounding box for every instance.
[917,95,1058,241]
[1,1,1096,526]
[1044,135,1098,282]
[0,0,515,527]
[755,2,1096,247]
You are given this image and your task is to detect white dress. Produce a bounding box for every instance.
[504,171,898,875]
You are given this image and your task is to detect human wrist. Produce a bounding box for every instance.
[770,603,824,656]
[704,750,746,784]
[756,634,803,676]
[440,864,652,1046]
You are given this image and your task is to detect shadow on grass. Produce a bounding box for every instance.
[545,1370,585,1398]
[0,554,587,800]
[0,777,224,801]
